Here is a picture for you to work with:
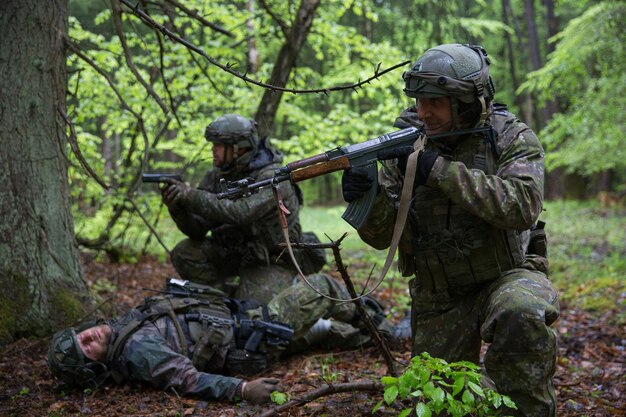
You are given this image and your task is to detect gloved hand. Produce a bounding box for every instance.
[377,147,438,186]
[161,178,194,208]
[341,167,375,203]
[241,377,281,404]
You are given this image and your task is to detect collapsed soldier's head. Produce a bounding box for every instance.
[47,323,112,388]
[402,43,495,135]
[204,114,259,168]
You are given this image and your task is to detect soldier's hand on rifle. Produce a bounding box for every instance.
[341,167,375,203]
[378,147,438,186]
[241,377,281,404]
[161,178,194,207]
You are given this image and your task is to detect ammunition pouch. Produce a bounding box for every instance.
[224,349,269,376]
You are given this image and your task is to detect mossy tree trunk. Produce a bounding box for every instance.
[0,0,91,345]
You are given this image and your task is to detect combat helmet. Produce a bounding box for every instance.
[402,43,495,127]
[204,114,259,152]
[47,326,108,388]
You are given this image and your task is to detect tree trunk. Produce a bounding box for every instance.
[246,0,260,73]
[0,0,90,344]
[255,0,321,138]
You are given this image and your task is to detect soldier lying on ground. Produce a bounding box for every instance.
[48,273,396,405]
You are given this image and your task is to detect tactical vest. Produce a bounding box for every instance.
[105,292,235,382]
[400,106,530,290]
[104,280,293,381]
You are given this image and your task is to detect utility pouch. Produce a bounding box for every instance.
[189,321,233,373]
[528,220,548,258]
[224,349,268,376]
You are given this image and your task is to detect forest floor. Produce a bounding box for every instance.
[0,255,624,417]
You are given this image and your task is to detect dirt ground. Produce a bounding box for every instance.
[0,255,624,416]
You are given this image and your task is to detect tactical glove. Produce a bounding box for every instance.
[341,167,375,203]
[161,178,194,208]
[241,377,281,404]
[377,147,438,186]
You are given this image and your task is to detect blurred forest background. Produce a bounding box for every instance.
[0,1,624,415]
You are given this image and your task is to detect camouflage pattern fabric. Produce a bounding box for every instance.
[103,273,392,401]
[168,142,305,303]
[356,106,559,417]
[108,310,242,401]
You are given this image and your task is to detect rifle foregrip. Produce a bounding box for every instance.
[341,163,378,229]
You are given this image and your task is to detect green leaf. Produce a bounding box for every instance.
[415,402,432,417]
[270,391,288,405]
[372,400,383,413]
[462,389,475,405]
[503,395,518,409]
[398,409,413,417]
[381,376,398,385]
[468,381,485,397]
[384,385,399,405]
[452,376,465,396]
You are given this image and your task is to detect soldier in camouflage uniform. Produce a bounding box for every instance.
[162,114,325,303]
[48,274,393,405]
[341,44,559,417]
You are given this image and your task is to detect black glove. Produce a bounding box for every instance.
[341,167,375,203]
[378,147,438,186]
[241,377,281,404]
[161,178,194,208]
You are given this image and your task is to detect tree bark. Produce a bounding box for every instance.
[255,0,321,138]
[0,0,90,344]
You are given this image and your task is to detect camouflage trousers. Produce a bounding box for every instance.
[250,273,394,353]
[410,267,559,417]
[170,237,295,304]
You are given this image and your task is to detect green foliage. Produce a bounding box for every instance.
[373,353,516,417]
[519,1,626,175]
[64,1,522,257]
[271,390,289,405]
[541,200,626,322]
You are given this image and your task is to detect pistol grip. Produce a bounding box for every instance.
[342,163,378,229]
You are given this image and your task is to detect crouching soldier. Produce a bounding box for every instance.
[47,274,395,404]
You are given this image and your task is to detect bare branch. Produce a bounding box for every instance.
[58,108,111,191]
[112,0,169,115]
[118,0,409,95]
[163,0,235,38]
[328,237,398,376]
[257,0,290,38]
[257,380,383,417]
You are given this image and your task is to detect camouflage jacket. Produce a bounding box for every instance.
[169,138,303,263]
[358,105,545,284]
[107,309,242,401]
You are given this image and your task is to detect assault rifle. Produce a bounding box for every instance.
[238,319,294,351]
[164,278,294,351]
[216,125,494,228]
[217,126,424,228]
[141,173,183,184]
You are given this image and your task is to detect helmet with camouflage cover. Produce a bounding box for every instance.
[204,114,259,151]
[47,326,108,388]
[402,43,495,126]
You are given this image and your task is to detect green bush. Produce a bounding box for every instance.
[374,353,516,417]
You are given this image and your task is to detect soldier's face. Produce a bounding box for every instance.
[78,324,112,362]
[212,143,232,167]
[415,97,453,135]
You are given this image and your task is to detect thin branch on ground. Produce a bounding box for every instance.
[257,380,383,417]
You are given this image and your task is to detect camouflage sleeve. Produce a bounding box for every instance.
[121,327,242,401]
[427,124,544,230]
[167,170,220,238]
[185,166,297,226]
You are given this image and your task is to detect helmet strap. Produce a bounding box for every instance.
[450,98,460,130]
[477,96,487,126]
